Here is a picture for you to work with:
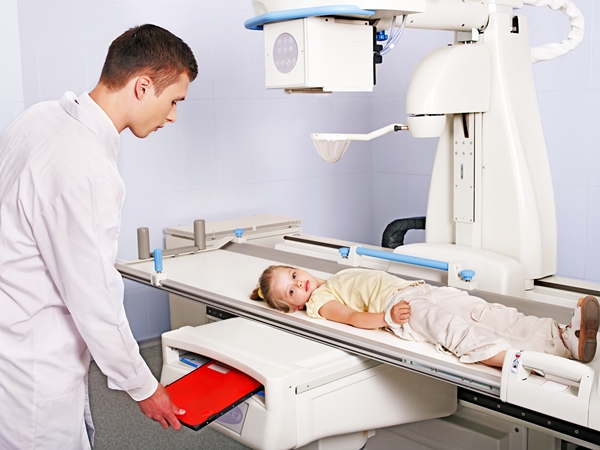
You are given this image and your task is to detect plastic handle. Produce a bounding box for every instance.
[154,249,163,273]
[355,247,449,271]
[519,350,594,383]
[234,228,244,238]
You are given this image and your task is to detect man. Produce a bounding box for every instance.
[0,24,198,448]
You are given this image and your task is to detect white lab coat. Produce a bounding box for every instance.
[0,92,158,449]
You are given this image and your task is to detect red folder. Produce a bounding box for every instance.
[166,360,263,431]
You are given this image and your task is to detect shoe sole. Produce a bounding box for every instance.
[579,296,600,363]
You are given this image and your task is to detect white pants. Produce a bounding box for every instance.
[386,284,569,363]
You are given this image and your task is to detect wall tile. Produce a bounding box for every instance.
[16,0,40,106]
[545,0,593,92]
[123,278,144,292]
[0,0,23,103]
[406,137,437,176]
[211,9,279,100]
[214,98,258,186]
[519,3,549,92]
[372,172,407,245]
[592,0,600,90]
[545,90,591,186]
[370,95,408,174]
[0,103,24,132]
[286,173,372,243]
[144,287,171,338]
[250,180,290,218]
[588,90,600,187]
[585,186,600,282]
[175,99,218,191]
[29,1,88,100]
[118,194,142,261]
[283,95,373,179]
[128,188,219,254]
[555,183,587,278]
[405,174,431,217]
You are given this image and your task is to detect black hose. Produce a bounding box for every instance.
[381,216,426,248]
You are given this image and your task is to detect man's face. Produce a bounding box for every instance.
[131,73,190,138]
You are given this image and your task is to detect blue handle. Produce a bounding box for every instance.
[354,247,449,271]
[154,249,163,273]
[234,228,244,238]
[244,5,375,30]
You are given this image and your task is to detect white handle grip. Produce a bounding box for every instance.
[501,349,595,427]
[518,349,594,383]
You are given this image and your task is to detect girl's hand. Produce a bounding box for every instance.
[390,300,411,325]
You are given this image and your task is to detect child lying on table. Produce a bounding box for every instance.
[250,266,599,367]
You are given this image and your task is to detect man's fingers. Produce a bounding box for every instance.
[168,416,182,430]
[138,384,185,430]
[150,411,180,430]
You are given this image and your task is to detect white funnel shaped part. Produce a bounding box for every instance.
[311,133,351,163]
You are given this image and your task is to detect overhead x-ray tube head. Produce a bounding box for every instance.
[263,17,375,92]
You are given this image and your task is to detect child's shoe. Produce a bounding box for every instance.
[562,296,600,363]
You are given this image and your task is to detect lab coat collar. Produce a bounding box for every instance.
[59,91,120,160]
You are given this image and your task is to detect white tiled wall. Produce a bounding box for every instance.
[1,0,598,341]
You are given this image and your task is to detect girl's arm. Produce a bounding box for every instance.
[318,301,387,329]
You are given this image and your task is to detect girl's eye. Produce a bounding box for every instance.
[292,272,296,279]
[289,288,294,296]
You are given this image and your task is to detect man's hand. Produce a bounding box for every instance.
[390,300,411,325]
[138,383,185,430]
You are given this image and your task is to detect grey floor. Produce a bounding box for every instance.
[88,342,250,450]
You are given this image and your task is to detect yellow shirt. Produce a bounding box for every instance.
[306,268,421,319]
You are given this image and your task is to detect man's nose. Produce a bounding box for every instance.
[166,105,177,123]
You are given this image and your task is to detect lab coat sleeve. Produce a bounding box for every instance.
[34,175,158,402]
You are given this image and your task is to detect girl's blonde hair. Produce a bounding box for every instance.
[249,265,295,313]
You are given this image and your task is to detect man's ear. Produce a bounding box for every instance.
[134,76,152,100]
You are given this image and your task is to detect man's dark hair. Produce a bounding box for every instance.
[99,24,198,95]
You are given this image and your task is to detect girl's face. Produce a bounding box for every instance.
[270,267,320,311]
